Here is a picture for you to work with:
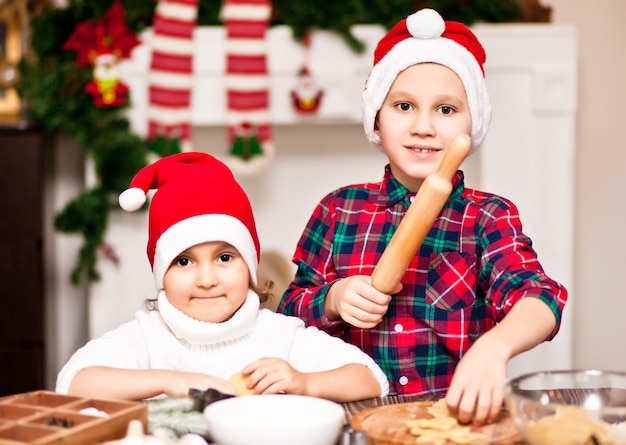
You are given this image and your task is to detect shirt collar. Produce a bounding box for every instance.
[374,165,465,206]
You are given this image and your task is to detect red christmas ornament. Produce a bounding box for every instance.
[63,2,139,107]
[290,30,323,114]
[83,53,131,107]
[291,67,323,114]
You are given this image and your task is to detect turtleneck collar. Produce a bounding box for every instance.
[157,290,260,345]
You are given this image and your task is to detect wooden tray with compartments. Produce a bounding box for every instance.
[0,391,147,444]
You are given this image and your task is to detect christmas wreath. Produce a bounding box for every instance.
[17,0,525,285]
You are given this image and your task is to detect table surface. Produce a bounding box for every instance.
[340,388,626,445]
[145,388,624,444]
[339,395,445,445]
[342,394,441,421]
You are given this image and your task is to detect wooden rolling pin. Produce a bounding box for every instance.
[371,134,472,294]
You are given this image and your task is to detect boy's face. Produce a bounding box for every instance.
[375,63,472,192]
[163,240,250,323]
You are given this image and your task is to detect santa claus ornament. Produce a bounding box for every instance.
[291,67,323,114]
[290,32,323,115]
[63,2,139,108]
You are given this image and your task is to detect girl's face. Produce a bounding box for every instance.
[375,63,472,192]
[163,241,250,323]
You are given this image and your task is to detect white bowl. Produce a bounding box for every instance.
[203,394,345,445]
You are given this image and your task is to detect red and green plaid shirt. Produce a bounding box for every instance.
[278,166,568,396]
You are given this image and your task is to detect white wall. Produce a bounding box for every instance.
[544,0,626,370]
[45,136,89,390]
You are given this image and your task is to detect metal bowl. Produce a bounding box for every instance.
[504,369,626,445]
[203,394,345,445]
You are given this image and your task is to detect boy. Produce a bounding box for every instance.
[278,8,567,425]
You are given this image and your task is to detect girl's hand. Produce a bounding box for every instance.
[68,367,237,401]
[241,358,308,395]
[325,275,398,328]
[240,360,383,401]
[161,370,237,398]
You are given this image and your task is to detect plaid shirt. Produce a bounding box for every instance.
[278,166,568,396]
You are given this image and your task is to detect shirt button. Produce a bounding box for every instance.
[399,376,409,386]
[394,323,403,332]
[410,196,415,203]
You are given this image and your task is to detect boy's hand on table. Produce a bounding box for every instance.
[446,297,556,426]
[444,335,508,426]
[325,275,397,328]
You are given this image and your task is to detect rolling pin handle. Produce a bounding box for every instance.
[370,133,471,294]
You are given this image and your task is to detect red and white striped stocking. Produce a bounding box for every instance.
[221,0,274,176]
[147,0,199,152]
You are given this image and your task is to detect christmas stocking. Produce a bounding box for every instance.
[221,0,274,176]
[147,0,199,152]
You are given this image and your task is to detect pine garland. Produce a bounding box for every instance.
[18,0,522,285]
[18,1,157,284]
[270,0,523,52]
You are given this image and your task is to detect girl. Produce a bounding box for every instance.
[56,152,389,403]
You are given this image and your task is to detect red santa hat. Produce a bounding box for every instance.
[118,152,260,290]
[362,8,492,154]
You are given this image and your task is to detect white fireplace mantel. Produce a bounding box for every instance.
[120,24,577,132]
[119,24,385,133]
[91,23,577,379]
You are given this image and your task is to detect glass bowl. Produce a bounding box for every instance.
[504,369,626,445]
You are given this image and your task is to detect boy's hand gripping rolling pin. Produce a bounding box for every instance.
[371,134,472,294]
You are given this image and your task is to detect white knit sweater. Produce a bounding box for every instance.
[56,291,389,397]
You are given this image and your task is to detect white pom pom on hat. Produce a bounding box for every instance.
[406,8,445,39]
[118,187,147,212]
